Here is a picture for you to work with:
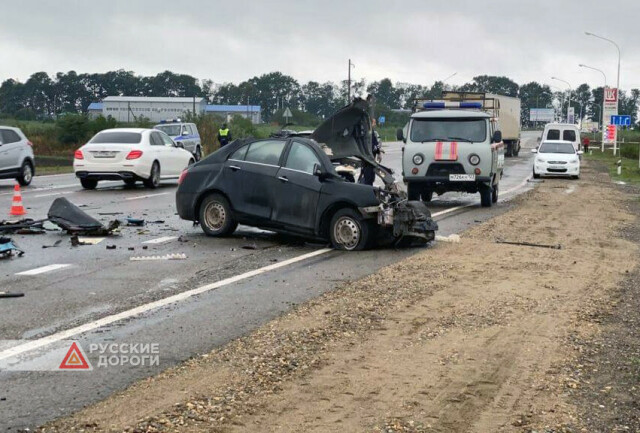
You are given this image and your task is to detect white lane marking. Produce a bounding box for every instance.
[142,236,178,245]
[16,264,71,276]
[34,191,72,198]
[125,192,169,201]
[431,174,532,218]
[0,248,333,361]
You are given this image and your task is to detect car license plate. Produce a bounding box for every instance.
[92,151,117,158]
[449,174,475,181]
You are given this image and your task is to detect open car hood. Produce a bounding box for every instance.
[311,98,395,186]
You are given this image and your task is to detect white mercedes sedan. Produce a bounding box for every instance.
[532,140,582,179]
[74,128,195,189]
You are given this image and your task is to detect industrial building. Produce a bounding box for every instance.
[87,97,261,124]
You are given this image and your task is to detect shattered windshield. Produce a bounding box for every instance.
[154,125,182,136]
[410,118,487,143]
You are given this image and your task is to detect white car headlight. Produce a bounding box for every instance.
[468,154,480,165]
[413,154,424,165]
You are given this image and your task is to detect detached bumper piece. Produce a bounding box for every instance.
[392,200,438,242]
[47,197,120,235]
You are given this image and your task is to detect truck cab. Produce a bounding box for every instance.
[399,100,504,207]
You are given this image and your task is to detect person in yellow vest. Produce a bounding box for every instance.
[217,123,232,147]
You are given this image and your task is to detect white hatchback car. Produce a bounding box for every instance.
[0,126,35,186]
[532,140,582,179]
[74,128,195,189]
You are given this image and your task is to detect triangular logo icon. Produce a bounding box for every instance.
[59,342,92,370]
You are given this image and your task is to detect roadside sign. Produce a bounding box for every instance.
[568,107,575,124]
[378,115,386,125]
[610,115,631,126]
[602,87,618,145]
[283,107,293,124]
[530,108,555,122]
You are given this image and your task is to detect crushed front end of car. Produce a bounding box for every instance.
[313,97,438,245]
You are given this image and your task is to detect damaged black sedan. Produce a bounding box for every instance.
[175,98,437,250]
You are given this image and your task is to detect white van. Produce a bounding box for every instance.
[541,123,581,150]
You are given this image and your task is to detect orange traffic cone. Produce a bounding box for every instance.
[9,184,26,216]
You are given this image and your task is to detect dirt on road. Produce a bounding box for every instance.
[41,161,640,433]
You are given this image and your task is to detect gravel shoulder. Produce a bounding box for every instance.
[39,160,639,433]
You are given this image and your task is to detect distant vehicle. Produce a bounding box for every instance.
[541,123,581,150]
[176,98,438,250]
[153,121,202,161]
[0,126,35,186]
[399,92,506,207]
[532,140,582,179]
[74,128,195,189]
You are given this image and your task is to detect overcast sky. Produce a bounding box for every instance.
[1,0,638,91]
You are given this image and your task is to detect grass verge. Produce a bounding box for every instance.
[585,148,640,184]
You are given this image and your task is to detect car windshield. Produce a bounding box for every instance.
[410,118,487,143]
[155,125,182,136]
[90,132,142,144]
[539,142,575,154]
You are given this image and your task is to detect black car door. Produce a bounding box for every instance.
[223,139,286,221]
[272,140,324,232]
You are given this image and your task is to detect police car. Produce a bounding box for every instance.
[153,120,203,161]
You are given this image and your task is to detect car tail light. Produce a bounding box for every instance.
[126,150,143,160]
[178,169,188,185]
[74,149,84,160]
[27,140,33,147]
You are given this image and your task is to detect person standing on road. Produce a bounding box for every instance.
[218,123,232,147]
[359,119,382,186]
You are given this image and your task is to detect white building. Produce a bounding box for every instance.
[101,96,206,122]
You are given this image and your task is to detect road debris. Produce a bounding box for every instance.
[242,243,258,250]
[130,253,187,261]
[47,197,120,235]
[0,291,25,299]
[0,218,46,234]
[435,234,461,243]
[106,245,116,250]
[496,239,562,249]
[0,237,24,258]
[42,240,62,249]
[126,217,145,226]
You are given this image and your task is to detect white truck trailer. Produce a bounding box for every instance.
[442,91,522,156]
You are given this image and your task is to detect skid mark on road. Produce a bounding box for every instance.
[0,248,333,362]
[16,264,72,276]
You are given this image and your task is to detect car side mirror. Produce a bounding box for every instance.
[313,163,325,179]
[531,148,538,153]
[396,128,404,141]
[492,130,502,143]
[175,142,184,148]
[577,150,584,155]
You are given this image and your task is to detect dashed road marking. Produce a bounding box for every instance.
[125,192,170,201]
[142,236,178,245]
[34,191,73,198]
[0,248,333,361]
[16,264,72,276]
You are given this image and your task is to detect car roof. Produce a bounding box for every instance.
[412,110,490,119]
[544,123,579,129]
[97,128,149,134]
[541,140,574,145]
[0,125,22,132]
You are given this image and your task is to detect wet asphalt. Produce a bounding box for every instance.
[0,131,539,430]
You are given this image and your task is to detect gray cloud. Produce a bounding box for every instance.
[1,0,638,90]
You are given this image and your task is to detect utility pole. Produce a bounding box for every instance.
[193,95,196,116]
[347,59,355,102]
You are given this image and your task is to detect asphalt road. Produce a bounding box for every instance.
[0,131,538,430]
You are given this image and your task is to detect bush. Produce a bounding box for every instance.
[620,143,639,160]
[56,114,91,145]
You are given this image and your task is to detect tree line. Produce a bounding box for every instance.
[1,70,638,126]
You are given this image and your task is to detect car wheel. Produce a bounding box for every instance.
[199,193,237,236]
[80,179,98,190]
[492,183,499,203]
[533,168,540,179]
[16,161,33,186]
[143,161,160,188]
[195,147,202,161]
[422,190,433,202]
[329,208,371,251]
[513,143,520,157]
[480,185,492,207]
[572,175,580,180]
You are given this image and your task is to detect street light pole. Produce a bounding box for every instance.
[579,63,607,151]
[585,32,621,154]
[551,77,573,123]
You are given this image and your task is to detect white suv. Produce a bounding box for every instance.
[0,126,35,186]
